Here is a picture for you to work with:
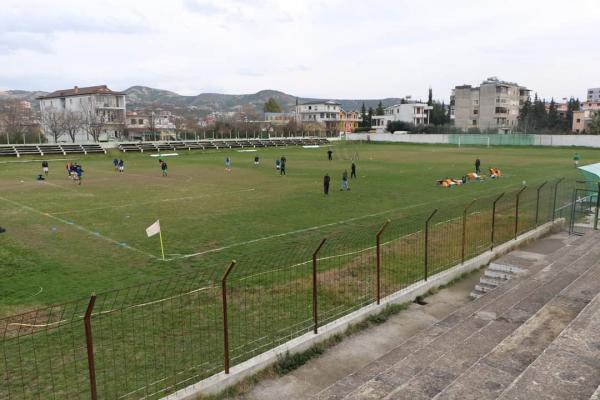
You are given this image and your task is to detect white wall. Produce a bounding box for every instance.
[346,133,600,148]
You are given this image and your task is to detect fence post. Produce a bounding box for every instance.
[461,200,475,264]
[552,177,564,221]
[424,209,438,281]
[221,260,237,374]
[595,182,600,230]
[376,220,390,304]
[491,192,505,250]
[514,187,527,239]
[535,181,548,227]
[312,239,327,334]
[84,293,98,400]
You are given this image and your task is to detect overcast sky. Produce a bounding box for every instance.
[1,0,599,101]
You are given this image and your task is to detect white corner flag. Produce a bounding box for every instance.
[146,220,165,260]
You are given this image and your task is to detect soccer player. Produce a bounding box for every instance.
[75,164,83,185]
[475,158,481,174]
[225,157,231,172]
[254,155,260,165]
[118,159,124,173]
[113,158,119,171]
[42,160,49,176]
[161,161,168,176]
[323,173,330,195]
[341,170,349,191]
[280,158,286,175]
[573,153,581,167]
[351,162,356,179]
[327,149,333,161]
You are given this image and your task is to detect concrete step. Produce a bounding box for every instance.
[475,282,498,293]
[316,232,600,400]
[469,289,485,300]
[483,269,514,280]
[479,276,506,287]
[496,282,600,400]
[433,242,600,400]
[487,262,525,275]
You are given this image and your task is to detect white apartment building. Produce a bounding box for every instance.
[126,110,177,140]
[295,100,341,132]
[587,88,600,102]
[38,85,126,142]
[371,103,432,133]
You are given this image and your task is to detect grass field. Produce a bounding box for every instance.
[0,141,595,399]
[0,141,594,315]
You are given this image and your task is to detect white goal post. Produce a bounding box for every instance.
[458,135,491,147]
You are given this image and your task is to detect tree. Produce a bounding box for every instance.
[588,110,600,135]
[42,110,65,143]
[63,110,84,143]
[427,87,433,106]
[547,98,560,130]
[375,101,385,116]
[518,96,532,132]
[264,98,282,113]
[81,102,106,142]
[566,97,581,131]
[366,107,374,127]
[360,102,368,128]
[430,101,449,126]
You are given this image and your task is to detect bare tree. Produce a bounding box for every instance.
[42,109,65,143]
[0,99,27,144]
[81,102,106,142]
[63,110,84,143]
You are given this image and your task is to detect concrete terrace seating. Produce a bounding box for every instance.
[113,138,330,153]
[0,143,107,157]
[81,144,106,154]
[0,146,18,156]
[315,230,600,400]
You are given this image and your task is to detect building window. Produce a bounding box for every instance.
[320,113,324,118]
[138,119,143,124]
[130,119,136,124]
[472,120,477,126]
[576,119,581,123]
[473,110,478,115]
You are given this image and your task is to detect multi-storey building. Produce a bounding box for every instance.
[38,85,126,142]
[453,77,529,133]
[572,101,600,133]
[371,103,432,133]
[126,110,178,140]
[295,100,342,133]
[587,88,600,102]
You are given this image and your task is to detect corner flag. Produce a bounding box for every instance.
[146,220,165,260]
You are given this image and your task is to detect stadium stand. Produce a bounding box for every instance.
[116,138,330,153]
[0,144,106,157]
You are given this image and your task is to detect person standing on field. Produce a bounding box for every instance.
[341,170,349,191]
[323,173,331,195]
[351,162,356,179]
[327,149,333,161]
[475,158,481,174]
[161,161,168,176]
[280,158,286,175]
[118,159,124,174]
[573,153,581,167]
[225,156,231,172]
[42,160,49,176]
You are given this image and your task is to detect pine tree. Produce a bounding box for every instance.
[427,87,433,106]
[360,102,367,128]
[518,96,532,131]
[367,107,374,127]
[588,110,600,135]
[376,101,385,116]
[547,98,559,130]
[566,97,581,131]
[264,98,282,113]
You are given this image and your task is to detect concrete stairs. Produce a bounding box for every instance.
[314,231,600,400]
[470,262,525,299]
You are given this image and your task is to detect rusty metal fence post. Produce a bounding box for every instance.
[312,239,327,334]
[221,260,237,374]
[376,220,390,304]
[424,209,438,281]
[552,177,564,221]
[535,181,548,227]
[490,192,505,250]
[84,293,98,400]
[461,200,475,264]
[514,186,527,239]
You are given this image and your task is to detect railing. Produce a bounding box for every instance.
[0,179,576,400]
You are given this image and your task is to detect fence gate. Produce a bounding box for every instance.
[569,188,599,235]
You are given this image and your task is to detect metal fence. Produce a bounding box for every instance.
[0,178,581,400]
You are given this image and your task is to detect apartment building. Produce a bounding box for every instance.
[572,101,600,133]
[587,88,600,102]
[38,85,126,142]
[295,100,342,132]
[453,77,529,133]
[126,110,177,140]
[371,103,432,133]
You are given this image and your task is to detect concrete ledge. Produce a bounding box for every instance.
[163,219,563,400]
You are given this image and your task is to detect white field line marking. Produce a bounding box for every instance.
[167,184,514,262]
[48,188,256,216]
[0,195,157,259]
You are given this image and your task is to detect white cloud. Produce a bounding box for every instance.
[0,0,599,101]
